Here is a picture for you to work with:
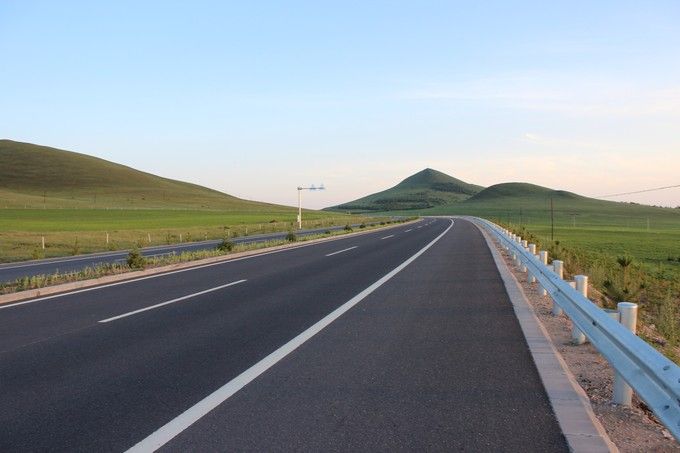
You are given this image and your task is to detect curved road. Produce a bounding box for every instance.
[0,218,567,451]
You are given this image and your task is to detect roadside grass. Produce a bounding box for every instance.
[500,220,680,360]
[0,209,379,262]
[0,218,413,295]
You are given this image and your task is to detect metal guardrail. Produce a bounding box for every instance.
[472,216,680,442]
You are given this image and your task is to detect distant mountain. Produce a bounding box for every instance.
[0,139,288,211]
[467,182,584,203]
[328,168,484,212]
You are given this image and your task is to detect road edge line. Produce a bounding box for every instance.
[125,218,454,452]
[470,218,618,453]
[0,219,422,308]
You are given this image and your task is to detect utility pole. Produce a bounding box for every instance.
[296,184,325,229]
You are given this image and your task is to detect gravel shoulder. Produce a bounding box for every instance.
[490,235,679,452]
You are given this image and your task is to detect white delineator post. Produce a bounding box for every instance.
[41,236,45,250]
[613,302,638,406]
[551,260,564,316]
[297,187,302,230]
[572,275,589,344]
[538,251,548,296]
[527,244,537,283]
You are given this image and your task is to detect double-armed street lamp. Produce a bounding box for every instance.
[297,184,325,229]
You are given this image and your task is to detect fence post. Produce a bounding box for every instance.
[613,302,638,406]
[538,251,548,296]
[551,260,564,316]
[571,275,589,344]
[527,244,537,283]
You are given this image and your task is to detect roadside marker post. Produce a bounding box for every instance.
[612,302,638,406]
[571,275,588,344]
[538,251,548,296]
[551,260,564,316]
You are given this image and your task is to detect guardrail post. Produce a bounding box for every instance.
[571,275,589,344]
[538,251,548,296]
[527,244,537,283]
[613,302,638,406]
[521,240,528,248]
[551,260,564,316]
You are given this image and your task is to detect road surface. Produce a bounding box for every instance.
[0,224,369,283]
[0,218,567,451]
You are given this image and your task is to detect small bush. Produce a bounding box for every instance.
[324,230,331,235]
[127,247,146,269]
[216,239,234,252]
[31,247,45,260]
[359,223,366,229]
[286,231,297,242]
[344,224,353,232]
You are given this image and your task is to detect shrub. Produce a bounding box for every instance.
[127,247,146,269]
[31,247,45,260]
[286,231,297,242]
[216,239,234,252]
[359,223,366,229]
[324,230,331,235]
[344,224,353,232]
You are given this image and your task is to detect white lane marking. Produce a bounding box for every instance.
[0,228,391,311]
[98,280,246,323]
[404,229,413,232]
[325,246,358,257]
[126,219,455,452]
[417,226,422,229]
[380,235,394,240]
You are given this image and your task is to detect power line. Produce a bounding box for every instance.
[598,184,680,198]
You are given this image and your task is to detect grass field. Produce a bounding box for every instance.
[0,140,371,261]
[0,208,364,262]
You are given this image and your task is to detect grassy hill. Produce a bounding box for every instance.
[328,168,483,212]
[0,140,371,262]
[0,139,286,211]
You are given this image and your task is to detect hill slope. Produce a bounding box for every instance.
[0,140,286,211]
[328,168,484,212]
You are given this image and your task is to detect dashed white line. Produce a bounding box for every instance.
[125,218,455,453]
[380,235,394,240]
[325,246,358,257]
[98,279,246,323]
[405,229,413,232]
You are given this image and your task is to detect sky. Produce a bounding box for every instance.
[1,1,679,209]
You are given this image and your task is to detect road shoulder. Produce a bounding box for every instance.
[474,220,618,452]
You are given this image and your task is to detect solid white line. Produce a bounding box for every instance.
[126,219,454,452]
[98,280,246,323]
[325,246,358,257]
[404,229,413,232]
[380,235,394,240]
[0,231,385,311]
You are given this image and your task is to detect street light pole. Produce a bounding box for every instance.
[296,184,325,230]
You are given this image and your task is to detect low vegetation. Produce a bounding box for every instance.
[0,218,415,296]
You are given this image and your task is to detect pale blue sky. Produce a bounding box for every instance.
[1,1,679,208]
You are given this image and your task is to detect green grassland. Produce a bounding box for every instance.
[0,139,286,210]
[417,183,680,267]
[0,140,365,261]
[0,208,362,261]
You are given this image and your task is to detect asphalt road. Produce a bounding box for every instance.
[0,224,363,283]
[0,218,568,452]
